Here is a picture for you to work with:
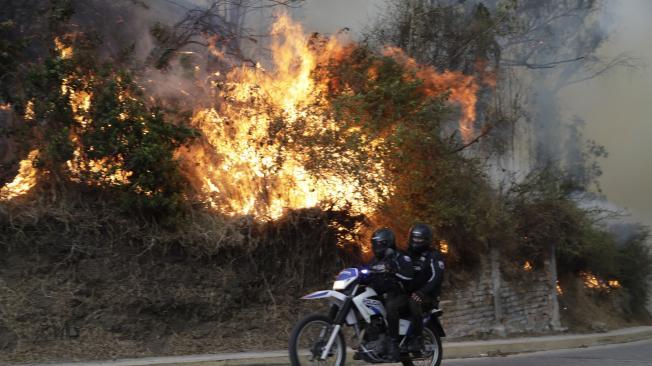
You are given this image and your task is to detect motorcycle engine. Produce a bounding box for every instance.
[365,315,385,340]
[360,315,387,361]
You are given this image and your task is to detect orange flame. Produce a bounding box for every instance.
[54,37,73,59]
[439,239,449,254]
[183,14,390,220]
[2,15,483,238]
[184,14,481,221]
[381,47,480,143]
[0,150,39,200]
[54,39,133,187]
[580,271,621,291]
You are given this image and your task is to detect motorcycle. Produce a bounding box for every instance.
[288,266,445,366]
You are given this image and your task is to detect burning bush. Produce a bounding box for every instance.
[25,35,197,216]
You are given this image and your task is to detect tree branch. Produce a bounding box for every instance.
[449,123,493,154]
[503,56,586,69]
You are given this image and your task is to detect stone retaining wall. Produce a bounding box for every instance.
[440,247,559,338]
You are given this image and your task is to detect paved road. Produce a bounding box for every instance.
[445,339,652,366]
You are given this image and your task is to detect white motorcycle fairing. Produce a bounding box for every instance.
[301,290,347,302]
[352,287,386,323]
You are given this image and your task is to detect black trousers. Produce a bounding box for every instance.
[385,292,408,339]
[408,295,434,338]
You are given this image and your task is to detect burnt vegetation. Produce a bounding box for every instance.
[0,0,650,362]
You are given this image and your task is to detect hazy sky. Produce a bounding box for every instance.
[560,0,652,228]
[293,0,381,35]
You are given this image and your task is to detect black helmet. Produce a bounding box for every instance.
[371,228,396,259]
[408,223,432,254]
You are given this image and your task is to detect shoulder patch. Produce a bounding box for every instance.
[438,261,445,269]
[403,255,411,262]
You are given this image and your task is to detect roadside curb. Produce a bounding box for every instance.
[444,326,652,359]
[21,326,652,366]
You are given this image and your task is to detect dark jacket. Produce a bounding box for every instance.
[409,250,445,297]
[369,250,415,294]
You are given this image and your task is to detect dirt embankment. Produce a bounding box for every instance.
[0,198,355,364]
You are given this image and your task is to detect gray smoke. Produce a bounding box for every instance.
[559,0,652,230]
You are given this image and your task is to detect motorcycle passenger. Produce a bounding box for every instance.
[406,224,445,352]
[368,227,414,362]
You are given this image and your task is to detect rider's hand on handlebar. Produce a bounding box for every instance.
[411,291,424,304]
[370,263,388,273]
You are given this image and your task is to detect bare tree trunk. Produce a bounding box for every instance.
[548,245,562,330]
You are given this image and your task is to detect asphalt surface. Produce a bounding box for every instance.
[445,339,652,366]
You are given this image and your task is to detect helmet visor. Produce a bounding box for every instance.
[372,239,389,257]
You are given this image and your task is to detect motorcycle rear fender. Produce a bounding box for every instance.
[429,315,446,337]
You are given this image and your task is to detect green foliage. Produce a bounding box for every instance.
[617,229,652,315]
[19,35,197,218]
[80,71,198,214]
[506,168,612,270]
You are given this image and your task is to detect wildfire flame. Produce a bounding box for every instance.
[439,239,449,254]
[523,260,533,271]
[0,150,39,200]
[183,14,390,220]
[183,14,481,221]
[54,37,73,59]
[580,271,621,291]
[2,14,483,237]
[55,38,134,186]
[381,47,480,143]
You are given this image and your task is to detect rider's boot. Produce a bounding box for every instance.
[408,336,423,353]
[387,337,400,361]
[408,335,424,353]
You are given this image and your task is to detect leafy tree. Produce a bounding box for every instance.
[618,227,652,315]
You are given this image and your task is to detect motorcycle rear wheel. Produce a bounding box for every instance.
[289,313,346,366]
[401,326,442,366]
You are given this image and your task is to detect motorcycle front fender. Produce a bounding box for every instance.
[301,290,347,303]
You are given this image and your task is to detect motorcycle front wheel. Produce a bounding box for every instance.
[401,326,442,366]
[289,313,347,366]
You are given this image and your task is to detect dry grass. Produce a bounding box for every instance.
[0,190,358,363]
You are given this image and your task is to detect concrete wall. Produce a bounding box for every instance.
[440,247,559,338]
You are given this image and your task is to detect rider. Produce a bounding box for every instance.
[406,224,445,352]
[368,227,414,361]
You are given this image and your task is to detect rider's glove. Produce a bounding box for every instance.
[411,291,424,304]
[371,263,388,273]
